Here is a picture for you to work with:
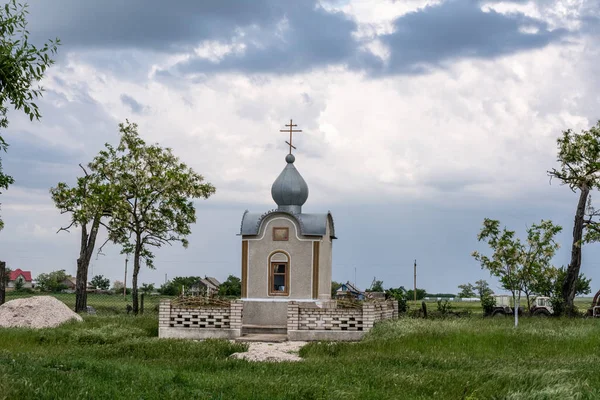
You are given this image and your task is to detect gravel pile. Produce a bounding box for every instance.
[230,341,306,362]
[0,296,83,328]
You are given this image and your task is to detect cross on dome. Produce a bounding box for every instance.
[280,119,302,155]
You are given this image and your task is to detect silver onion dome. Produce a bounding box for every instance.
[271,154,309,214]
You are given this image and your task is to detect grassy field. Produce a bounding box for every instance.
[3,292,168,314]
[1,314,600,399]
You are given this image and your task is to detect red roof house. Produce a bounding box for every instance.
[8,268,33,289]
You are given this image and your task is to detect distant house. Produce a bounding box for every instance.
[190,277,221,296]
[7,269,33,290]
[335,281,365,300]
[61,276,77,292]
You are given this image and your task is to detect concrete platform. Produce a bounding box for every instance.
[242,325,287,335]
[236,334,288,343]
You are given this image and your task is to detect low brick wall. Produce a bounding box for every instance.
[158,299,242,339]
[287,300,398,341]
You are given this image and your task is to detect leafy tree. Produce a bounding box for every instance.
[472,218,562,325]
[218,275,241,297]
[159,276,201,296]
[518,220,562,311]
[0,0,60,229]
[90,121,216,313]
[532,266,591,316]
[13,277,23,291]
[367,278,384,292]
[51,165,118,311]
[457,283,476,298]
[140,283,155,294]
[90,274,110,290]
[406,288,427,301]
[548,121,600,313]
[36,270,68,293]
[386,286,408,313]
[331,281,342,297]
[474,279,493,298]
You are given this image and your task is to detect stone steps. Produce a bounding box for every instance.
[236,333,288,343]
[242,325,287,335]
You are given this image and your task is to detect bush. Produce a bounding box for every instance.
[481,294,496,316]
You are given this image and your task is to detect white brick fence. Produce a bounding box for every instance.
[158,299,243,339]
[287,300,399,341]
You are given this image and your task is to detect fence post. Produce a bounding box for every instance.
[140,293,145,315]
[0,261,5,306]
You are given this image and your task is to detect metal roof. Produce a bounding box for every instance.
[271,154,309,215]
[240,209,336,239]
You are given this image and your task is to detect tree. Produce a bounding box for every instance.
[532,265,591,315]
[472,218,562,325]
[474,279,492,298]
[0,1,60,229]
[218,275,241,297]
[457,283,476,298]
[406,288,427,301]
[386,286,408,313]
[51,165,118,312]
[91,121,216,314]
[548,121,600,313]
[140,283,155,294]
[367,277,384,292]
[36,270,68,293]
[472,219,524,327]
[331,281,342,297]
[159,276,200,296]
[518,220,562,311]
[90,274,110,290]
[112,280,124,294]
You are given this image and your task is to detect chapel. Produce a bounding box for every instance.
[239,120,336,328]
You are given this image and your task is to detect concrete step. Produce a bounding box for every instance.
[236,334,288,343]
[242,325,287,335]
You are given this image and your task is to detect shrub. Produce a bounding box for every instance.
[481,294,496,316]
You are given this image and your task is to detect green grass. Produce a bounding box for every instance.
[1,315,600,399]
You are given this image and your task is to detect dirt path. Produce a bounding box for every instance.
[230,341,307,362]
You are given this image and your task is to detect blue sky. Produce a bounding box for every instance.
[1,0,599,294]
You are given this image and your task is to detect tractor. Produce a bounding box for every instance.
[490,294,552,317]
[586,289,600,317]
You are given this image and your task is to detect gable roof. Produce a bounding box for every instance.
[9,269,32,282]
[206,277,221,287]
[192,278,219,291]
[337,281,362,294]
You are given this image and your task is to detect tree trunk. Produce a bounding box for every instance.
[75,218,100,313]
[132,240,142,315]
[563,186,589,315]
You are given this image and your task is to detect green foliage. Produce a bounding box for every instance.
[436,299,453,315]
[386,286,408,313]
[474,279,493,298]
[406,288,427,300]
[13,278,23,291]
[0,0,59,229]
[331,281,342,297]
[140,283,155,294]
[90,275,110,290]
[548,121,600,194]
[457,283,476,298]
[36,270,68,293]
[218,275,241,297]
[481,293,496,316]
[89,121,216,312]
[159,276,200,296]
[472,218,562,311]
[366,278,384,292]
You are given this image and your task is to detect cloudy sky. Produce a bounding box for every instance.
[1,0,600,294]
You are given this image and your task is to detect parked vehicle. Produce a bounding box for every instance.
[586,290,600,317]
[489,295,552,317]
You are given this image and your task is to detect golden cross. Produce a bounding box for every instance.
[280,119,302,155]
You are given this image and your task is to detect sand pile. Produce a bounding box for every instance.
[0,296,83,328]
[230,341,306,362]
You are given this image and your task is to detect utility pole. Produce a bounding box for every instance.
[413,259,417,301]
[123,257,128,297]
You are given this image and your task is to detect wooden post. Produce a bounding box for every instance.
[413,259,417,302]
[140,293,144,315]
[0,261,6,306]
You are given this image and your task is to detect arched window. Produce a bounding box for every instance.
[269,252,289,296]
